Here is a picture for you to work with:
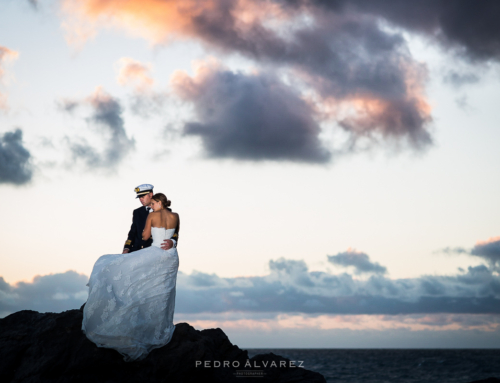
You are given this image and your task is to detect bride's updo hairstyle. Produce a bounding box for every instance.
[152,193,171,209]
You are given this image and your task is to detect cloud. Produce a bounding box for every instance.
[3,236,499,319]
[114,57,167,118]
[181,312,500,334]
[4,269,500,347]
[305,0,500,62]
[59,99,79,113]
[128,93,167,119]
[183,5,433,150]
[0,47,18,78]
[57,1,500,158]
[439,246,469,255]
[471,237,500,269]
[440,237,500,270]
[0,46,19,111]
[327,248,387,275]
[186,313,500,348]
[454,95,473,111]
[2,255,500,319]
[443,70,480,88]
[0,271,88,317]
[115,57,154,92]
[61,0,434,157]
[179,260,500,316]
[0,129,34,185]
[177,234,500,315]
[60,87,135,169]
[171,62,331,162]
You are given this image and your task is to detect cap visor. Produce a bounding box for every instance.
[135,191,152,198]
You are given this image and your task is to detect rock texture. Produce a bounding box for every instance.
[0,308,326,383]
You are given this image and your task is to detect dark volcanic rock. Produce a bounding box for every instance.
[0,309,325,383]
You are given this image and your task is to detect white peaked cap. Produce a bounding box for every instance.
[134,184,154,198]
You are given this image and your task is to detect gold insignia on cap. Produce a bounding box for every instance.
[134,187,140,192]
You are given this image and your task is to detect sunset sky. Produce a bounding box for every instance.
[1,0,499,348]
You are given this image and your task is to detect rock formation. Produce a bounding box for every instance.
[0,308,326,383]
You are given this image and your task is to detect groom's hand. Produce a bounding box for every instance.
[161,239,173,250]
[122,248,130,254]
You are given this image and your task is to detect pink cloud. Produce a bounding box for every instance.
[0,46,19,111]
[59,1,434,153]
[180,313,500,333]
[115,57,154,92]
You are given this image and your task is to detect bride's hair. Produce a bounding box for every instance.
[152,193,171,208]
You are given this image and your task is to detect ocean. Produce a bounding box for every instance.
[246,349,500,383]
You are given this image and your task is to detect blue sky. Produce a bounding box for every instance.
[0,0,499,347]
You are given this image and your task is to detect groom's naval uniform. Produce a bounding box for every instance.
[123,184,179,253]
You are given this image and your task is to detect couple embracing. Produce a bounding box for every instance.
[82,184,180,361]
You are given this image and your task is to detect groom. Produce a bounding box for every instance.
[122,184,177,253]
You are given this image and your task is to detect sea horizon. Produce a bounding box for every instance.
[247,348,500,383]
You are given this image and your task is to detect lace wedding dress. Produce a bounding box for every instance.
[82,227,179,361]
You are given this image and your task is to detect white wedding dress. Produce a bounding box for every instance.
[82,227,179,361]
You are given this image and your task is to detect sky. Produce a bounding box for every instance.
[0,0,499,348]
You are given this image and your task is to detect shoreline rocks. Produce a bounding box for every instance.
[0,309,326,383]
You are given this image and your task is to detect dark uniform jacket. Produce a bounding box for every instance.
[124,206,179,252]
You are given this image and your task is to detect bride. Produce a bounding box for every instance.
[82,193,179,361]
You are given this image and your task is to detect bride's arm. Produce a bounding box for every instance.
[142,214,152,240]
